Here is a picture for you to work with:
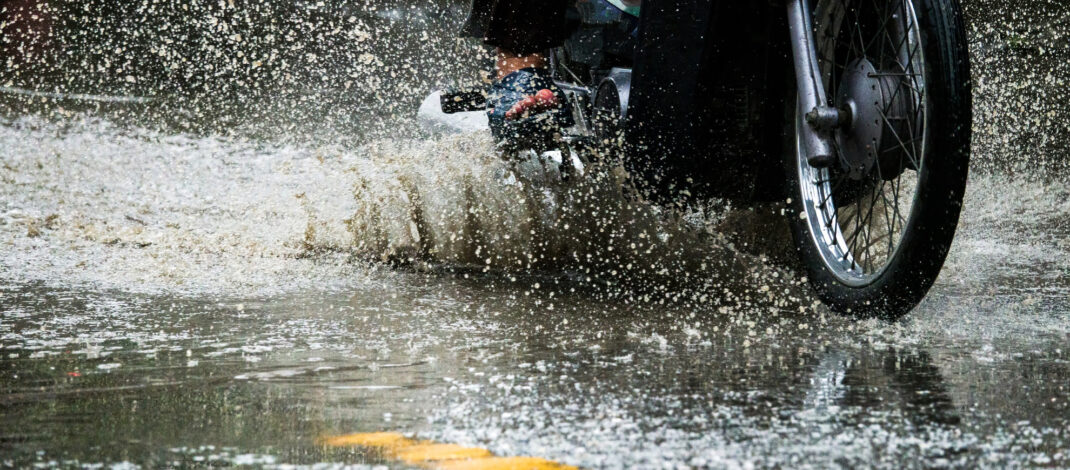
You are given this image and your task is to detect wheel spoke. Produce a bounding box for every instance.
[865,0,894,62]
[877,106,922,169]
[878,180,898,256]
[799,0,928,284]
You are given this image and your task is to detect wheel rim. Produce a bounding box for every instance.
[796,0,929,287]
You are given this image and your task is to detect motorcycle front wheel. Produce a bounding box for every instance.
[785,0,971,320]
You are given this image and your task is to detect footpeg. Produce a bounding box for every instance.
[439,88,487,114]
[806,152,835,168]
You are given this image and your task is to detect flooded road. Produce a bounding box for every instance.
[3,0,1070,468]
[3,120,1069,467]
[2,224,1070,469]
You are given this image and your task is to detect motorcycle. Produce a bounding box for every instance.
[436,0,971,320]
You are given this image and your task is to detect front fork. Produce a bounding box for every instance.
[788,0,843,167]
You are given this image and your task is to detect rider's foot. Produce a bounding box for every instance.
[487,67,574,150]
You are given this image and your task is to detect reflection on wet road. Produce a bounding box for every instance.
[3,215,1069,467]
[3,0,1070,467]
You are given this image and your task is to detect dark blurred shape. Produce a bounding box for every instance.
[1,0,55,74]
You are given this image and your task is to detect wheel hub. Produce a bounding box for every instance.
[835,59,885,180]
[835,58,918,181]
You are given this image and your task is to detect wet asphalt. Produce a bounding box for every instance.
[3,214,1070,468]
[3,0,1070,468]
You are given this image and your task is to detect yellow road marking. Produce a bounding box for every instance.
[322,432,577,470]
[436,457,574,470]
[396,443,493,462]
[323,432,411,449]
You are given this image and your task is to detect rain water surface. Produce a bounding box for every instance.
[2,0,1070,468]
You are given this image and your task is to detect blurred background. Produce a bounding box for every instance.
[0,0,1067,173]
[0,0,486,144]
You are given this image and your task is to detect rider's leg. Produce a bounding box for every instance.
[460,0,574,147]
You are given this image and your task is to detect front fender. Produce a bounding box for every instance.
[624,0,791,203]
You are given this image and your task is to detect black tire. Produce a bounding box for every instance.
[785,0,971,320]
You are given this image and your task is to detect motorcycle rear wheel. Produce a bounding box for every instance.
[785,0,971,320]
